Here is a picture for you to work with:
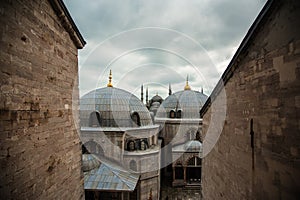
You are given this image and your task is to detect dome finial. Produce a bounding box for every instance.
[184,75,191,90]
[107,69,113,87]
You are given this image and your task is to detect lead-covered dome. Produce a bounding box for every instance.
[184,140,202,151]
[156,89,208,119]
[80,87,153,127]
[151,94,163,104]
[82,154,101,172]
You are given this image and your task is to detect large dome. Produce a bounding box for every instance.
[156,90,208,119]
[80,87,153,127]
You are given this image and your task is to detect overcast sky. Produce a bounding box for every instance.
[64,0,267,99]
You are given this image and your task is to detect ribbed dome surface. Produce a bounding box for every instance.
[184,140,202,151]
[80,87,153,127]
[151,94,163,103]
[82,154,101,172]
[156,90,208,118]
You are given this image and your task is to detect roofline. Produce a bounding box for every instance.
[200,0,277,117]
[48,0,86,49]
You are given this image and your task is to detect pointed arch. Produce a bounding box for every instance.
[131,111,141,127]
[176,109,182,118]
[169,109,176,118]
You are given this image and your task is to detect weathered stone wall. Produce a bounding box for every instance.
[139,175,160,200]
[202,1,300,199]
[0,0,83,199]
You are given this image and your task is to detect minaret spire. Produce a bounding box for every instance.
[107,69,113,87]
[141,84,144,103]
[184,75,191,90]
[146,87,149,104]
[169,83,172,95]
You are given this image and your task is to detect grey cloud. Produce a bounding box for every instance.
[65,0,267,97]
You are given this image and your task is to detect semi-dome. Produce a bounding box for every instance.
[82,154,101,172]
[156,89,208,119]
[184,140,202,151]
[80,87,153,127]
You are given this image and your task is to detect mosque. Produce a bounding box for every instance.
[80,70,208,199]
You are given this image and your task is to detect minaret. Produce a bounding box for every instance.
[184,75,191,90]
[146,87,149,104]
[169,83,172,95]
[141,84,144,103]
[107,69,113,87]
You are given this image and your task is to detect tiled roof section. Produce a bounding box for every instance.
[84,162,139,191]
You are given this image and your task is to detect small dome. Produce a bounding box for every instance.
[80,87,153,127]
[82,154,101,172]
[151,94,163,104]
[156,90,208,118]
[184,140,202,151]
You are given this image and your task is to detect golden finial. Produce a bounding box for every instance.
[184,75,191,90]
[107,69,113,87]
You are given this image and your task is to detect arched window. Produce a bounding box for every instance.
[139,139,148,150]
[131,112,141,127]
[186,156,201,183]
[169,110,176,118]
[129,160,137,171]
[187,156,201,166]
[127,140,135,151]
[176,110,182,118]
[89,111,101,127]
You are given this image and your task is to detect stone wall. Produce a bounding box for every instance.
[202,1,300,199]
[0,0,84,199]
[139,175,160,200]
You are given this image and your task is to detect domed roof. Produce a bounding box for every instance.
[184,140,202,151]
[80,87,153,127]
[156,89,208,118]
[151,94,163,103]
[82,154,101,172]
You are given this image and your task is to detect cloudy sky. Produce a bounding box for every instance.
[64,0,267,99]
